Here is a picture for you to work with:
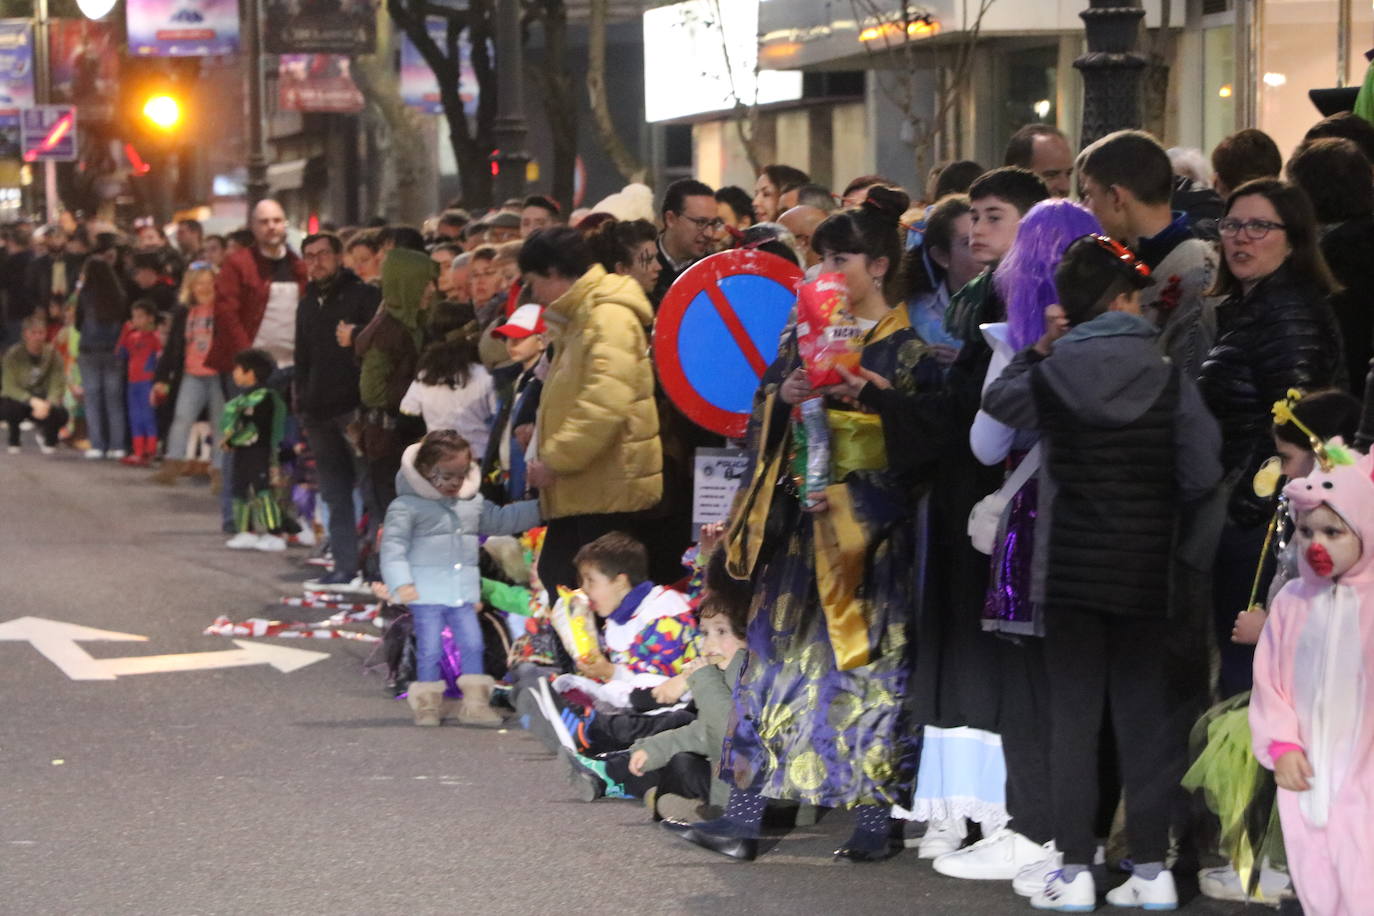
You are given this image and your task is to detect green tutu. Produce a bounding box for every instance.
[1182,691,1285,898]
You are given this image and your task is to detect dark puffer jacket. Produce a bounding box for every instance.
[1198,262,1343,524]
[1320,215,1374,394]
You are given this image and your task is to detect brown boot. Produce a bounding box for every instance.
[455,674,503,727]
[406,680,446,726]
[208,467,223,495]
[150,458,184,485]
[184,459,210,477]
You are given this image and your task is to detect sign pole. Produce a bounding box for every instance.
[33,0,57,221]
[244,0,269,212]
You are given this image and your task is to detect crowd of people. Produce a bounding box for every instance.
[7,109,1374,916]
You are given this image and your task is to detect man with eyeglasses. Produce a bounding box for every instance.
[1076,130,1218,380]
[652,178,718,306]
[294,232,382,585]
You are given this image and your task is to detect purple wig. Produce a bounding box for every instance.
[993,200,1102,351]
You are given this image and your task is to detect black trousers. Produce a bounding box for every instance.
[996,635,1055,846]
[537,512,643,593]
[303,414,371,579]
[0,396,68,447]
[604,749,713,801]
[1212,522,1275,698]
[1044,608,1177,866]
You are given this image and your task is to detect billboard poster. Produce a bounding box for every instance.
[399,17,480,117]
[49,19,120,123]
[127,0,240,57]
[0,20,35,112]
[263,0,377,54]
[278,54,364,113]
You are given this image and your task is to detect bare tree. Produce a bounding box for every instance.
[352,8,431,223]
[524,0,579,209]
[387,0,498,208]
[1142,0,1177,140]
[849,0,996,180]
[587,0,647,184]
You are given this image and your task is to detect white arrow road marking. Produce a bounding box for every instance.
[0,616,329,680]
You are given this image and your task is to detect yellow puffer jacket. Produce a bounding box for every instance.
[536,264,663,519]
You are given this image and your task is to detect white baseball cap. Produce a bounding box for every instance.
[492,304,548,339]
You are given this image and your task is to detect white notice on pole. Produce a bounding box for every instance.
[692,447,750,537]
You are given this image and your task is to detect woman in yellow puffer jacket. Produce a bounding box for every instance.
[521,227,663,591]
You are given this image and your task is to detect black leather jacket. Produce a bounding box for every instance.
[1198,263,1343,525]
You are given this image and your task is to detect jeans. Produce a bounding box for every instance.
[167,373,226,460]
[78,351,126,453]
[303,413,370,579]
[411,603,484,682]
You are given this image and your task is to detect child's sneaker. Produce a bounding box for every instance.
[291,526,317,548]
[226,532,260,549]
[119,453,148,467]
[916,817,967,858]
[1105,870,1177,910]
[1015,842,1062,896]
[83,448,103,460]
[38,443,55,456]
[255,534,288,552]
[1197,864,1289,904]
[1031,869,1097,911]
[6,445,18,455]
[106,449,126,459]
[559,747,628,801]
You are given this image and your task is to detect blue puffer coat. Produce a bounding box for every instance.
[381,442,541,606]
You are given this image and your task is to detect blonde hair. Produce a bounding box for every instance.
[179,263,217,307]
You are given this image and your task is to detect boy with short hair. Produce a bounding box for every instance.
[982,235,1222,911]
[482,304,546,503]
[945,167,1050,345]
[0,315,67,455]
[220,348,288,552]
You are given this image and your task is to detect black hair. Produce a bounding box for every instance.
[761,164,810,196]
[933,160,984,199]
[415,300,480,389]
[414,429,473,478]
[431,242,463,259]
[574,530,649,586]
[842,174,895,199]
[662,178,715,218]
[1303,112,1374,165]
[79,257,127,325]
[204,233,225,248]
[345,229,381,253]
[130,251,163,273]
[903,194,972,299]
[301,232,343,255]
[177,218,203,234]
[379,225,427,252]
[1210,178,1340,298]
[1287,137,1374,224]
[738,223,801,266]
[811,185,911,301]
[1076,130,1174,205]
[129,298,157,317]
[518,226,594,279]
[587,218,659,274]
[438,209,470,229]
[702,547,751,639]
[1211,128,1283,193]
[227,229,254,249]
[1004,124,1068,168]
[968,166,1050,215]
[522,194,561,216]
[715,186,754,225]
[1054,235,1153,325]
[1273,388,1362,448]
[232,347,277,385]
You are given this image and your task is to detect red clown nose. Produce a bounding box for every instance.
[1307,542,1335,577]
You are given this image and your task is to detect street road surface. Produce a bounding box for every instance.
[2,450,1248,915]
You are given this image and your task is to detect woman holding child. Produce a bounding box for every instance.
[666,187,944,862]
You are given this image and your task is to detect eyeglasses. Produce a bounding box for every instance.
[426,469,467,486]
[678,214,725,233]
[1218,218,1286,240]
[1089,234,1152,280]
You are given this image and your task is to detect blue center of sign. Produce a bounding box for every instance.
[678,273,794,413]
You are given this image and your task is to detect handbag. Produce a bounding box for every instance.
[967,444,1041,555]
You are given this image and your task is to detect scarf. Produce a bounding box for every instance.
[608,580,655,627]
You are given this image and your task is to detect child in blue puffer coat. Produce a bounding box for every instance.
[381,429,541,726]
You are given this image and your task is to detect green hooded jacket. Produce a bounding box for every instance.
[358,248,437,410]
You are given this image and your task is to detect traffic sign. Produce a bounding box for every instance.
[653,248,804,438]
[21,105,77,162]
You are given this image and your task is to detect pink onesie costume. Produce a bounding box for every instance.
[1250,449,1374,916]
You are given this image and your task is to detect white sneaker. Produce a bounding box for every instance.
[6,445,18,455]
[225,532,260,549]
[106,449,126,459]
[255,534,288,552]
[18,419,33,431]
[1197,864,1288,904]
[933,827,1045,880]
[84,448,103,460]
[1031,869,1097,911]
[1106,870,1177,910]
[38,443,55,455]
[917,818,967,858]
[292,526,317,548]
[1015,842,1061,896]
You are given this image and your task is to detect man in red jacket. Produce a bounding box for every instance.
[205,199,308,375]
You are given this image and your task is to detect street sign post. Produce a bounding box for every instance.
[653,248,803,438]
[21,104,76,162]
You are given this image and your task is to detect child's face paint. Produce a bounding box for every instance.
[1296,504,1363,580]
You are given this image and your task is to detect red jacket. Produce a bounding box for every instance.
[205,246,308,374]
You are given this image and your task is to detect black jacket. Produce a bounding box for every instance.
[1320,216,1374,394]
[0,249,33,323]
[25,252,84,315]
[293,268,380,419]
[1198,263,1343,524]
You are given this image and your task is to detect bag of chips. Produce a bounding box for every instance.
[795,273,864,388]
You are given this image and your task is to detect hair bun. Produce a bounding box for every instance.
[861,186,911,228]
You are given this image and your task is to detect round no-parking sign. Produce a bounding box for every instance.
[653,249,803,438]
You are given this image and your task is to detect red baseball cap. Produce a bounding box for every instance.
[492,304,547,339]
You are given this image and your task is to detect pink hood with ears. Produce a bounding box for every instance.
[1283,444,1374,584]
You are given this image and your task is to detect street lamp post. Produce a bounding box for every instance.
[243,0,269,211]
[491,0,529,205]
[1074,0,1148,148]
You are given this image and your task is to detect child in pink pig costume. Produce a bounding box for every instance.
[1250,444,1374,916]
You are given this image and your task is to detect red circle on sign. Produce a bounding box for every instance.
[654,249,803,438]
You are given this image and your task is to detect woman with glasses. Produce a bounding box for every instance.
[1199,178,1343,698]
